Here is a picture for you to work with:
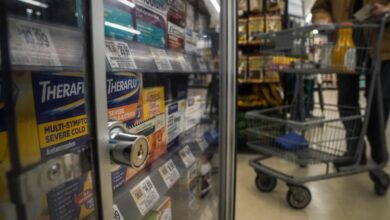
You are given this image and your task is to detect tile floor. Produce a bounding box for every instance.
[235,120,390,220]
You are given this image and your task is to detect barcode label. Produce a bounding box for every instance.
[159,160,180,188]
[9,18,61,67]
[150,48,173,71]
[197,58,208,72]
[130,177,160,216]
[179,145,196,168]
[105,40,137,70]
[178,55,193,72]
[113,205,124,220]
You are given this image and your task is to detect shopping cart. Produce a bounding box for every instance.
[246,14,390,209]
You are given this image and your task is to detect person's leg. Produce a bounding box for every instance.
[367,61,390,164]
[337,74,364,160]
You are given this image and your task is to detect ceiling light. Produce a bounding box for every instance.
[210,0,220,13]
[104,21,141,35]
[117,0,135,8]
[18,0,49,9]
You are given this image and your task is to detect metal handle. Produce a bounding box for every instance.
[108,122,149,169]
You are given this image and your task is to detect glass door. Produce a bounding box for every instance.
[0,1,99,219]
[99,0,228,219]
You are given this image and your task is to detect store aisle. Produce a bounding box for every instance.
[235,126,390,220]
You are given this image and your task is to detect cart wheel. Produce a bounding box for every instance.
[286,185,311,209]
[255,172,277,193]
[370,171,390,196]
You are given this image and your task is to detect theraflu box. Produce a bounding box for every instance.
[107,72,142,126]
[40,172,95,220]
[14,72,89,167]
[104,1,136,41]
[135,5,167,49]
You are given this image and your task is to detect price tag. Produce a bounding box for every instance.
[198,138,208,151]
[159,160,180,188]
[178,55,193,72]
[105,40,137,70]
[113,205,124,220]
[179,145,196,168]
[9,18,61,66]
[197,58,208,72]
[130,177,160,216]
[150,48,173,71]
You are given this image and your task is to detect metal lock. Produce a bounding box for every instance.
[108,121,149,169]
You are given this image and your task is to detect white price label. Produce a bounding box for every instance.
[105,40,137,70]
[9,18,61,66]
[178,55,193,72]
[159,160,180,188]
[130,177,160,216]
[197,58,208,72]
[150,48,173,71]
[198,138,208,151]
[179,145,196,168]
[113,205,124,220]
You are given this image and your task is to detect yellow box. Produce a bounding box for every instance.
[13,71,90,167]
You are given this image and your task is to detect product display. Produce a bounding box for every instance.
[44,172,95,220]
[2,1,222,219]
[249,0,263,13]
[166,100,186,149]
[104,1,136,41]
[266,0,284,12]
[107,72,143,126]
[238,55,248,81]
[265,15,282,33]
[238,19,248,45]
[185,3,196,53]
[238,0,248,15]
[248,16,265,44]
[167,0,186,27]
[185,96,202,130]
[248,56,263,82]
[14,71,90,167]
[135,5,167,49]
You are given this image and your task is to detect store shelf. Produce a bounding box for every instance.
[238,79,279,84]
[279,68,359,74]
[6,17,216,74]
[105,38,217,74]
[112,123,216,220]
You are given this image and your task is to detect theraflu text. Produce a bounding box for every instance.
[39,80,84,103]
[107,78,139,95]
[107,72,142,123]
[32,72,86,124]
